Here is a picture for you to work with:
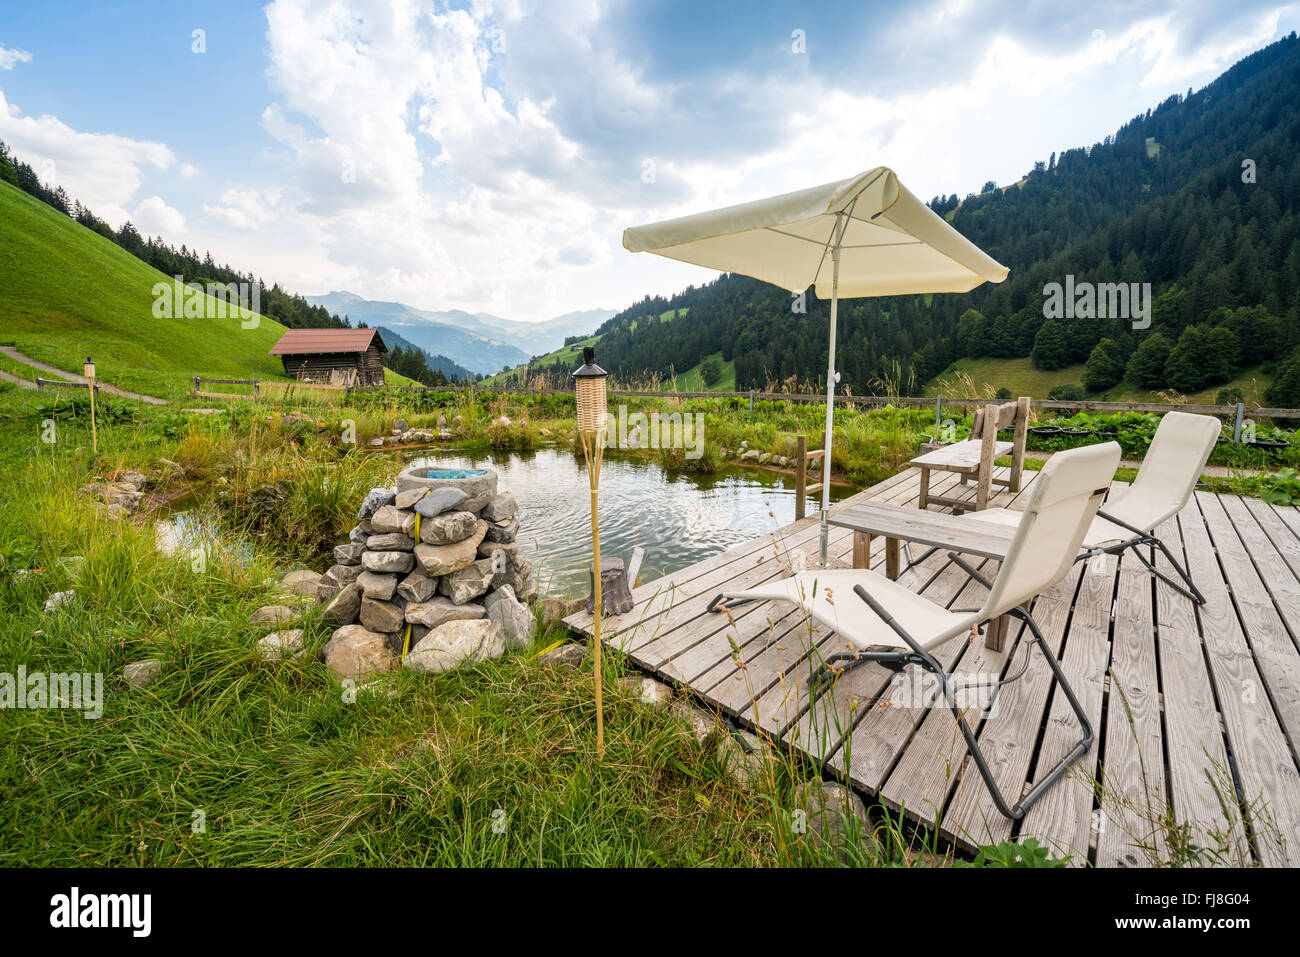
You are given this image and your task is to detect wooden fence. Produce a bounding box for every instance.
[191,377,348,401]
[35,377,100,393]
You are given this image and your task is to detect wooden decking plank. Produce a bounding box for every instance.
[1150,508,1250,863]
[1179,495,1299,867]
[1219,494,1300,645]
[1196,491,1300,754]
[1016,557,1116,865]
[1241,497,1300,585]
[1096,544,1167,868]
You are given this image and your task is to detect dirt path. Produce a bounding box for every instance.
[1023,448,1272,478]
[0,346,166,404]
[0,369,37,389]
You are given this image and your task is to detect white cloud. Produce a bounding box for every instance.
[0,45,32,70]
[202,187,280,229]
[180,163,199,179]
[0,89,173,227]
[132,195,186,237]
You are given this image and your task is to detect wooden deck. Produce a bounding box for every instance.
[564,464,1300,866]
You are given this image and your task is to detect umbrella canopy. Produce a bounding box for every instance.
[624,166,1009,563]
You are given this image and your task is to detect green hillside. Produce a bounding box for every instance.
[0,181,291,399]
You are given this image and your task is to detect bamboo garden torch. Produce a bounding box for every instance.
[83,356,97,457]
[573,347,608,759]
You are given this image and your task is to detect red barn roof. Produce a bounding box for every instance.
[269,328,387,356]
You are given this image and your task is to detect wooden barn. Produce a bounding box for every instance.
[269,328,388,387]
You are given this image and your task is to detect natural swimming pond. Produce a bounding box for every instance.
[405,448,856,593]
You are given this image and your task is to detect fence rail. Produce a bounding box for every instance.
[35,377,100,393]
[189,374,1300,421]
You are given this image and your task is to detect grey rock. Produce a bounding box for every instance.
[758,452,773,464]
[356,570,398,600]
[249,604,297,627]
[257,628,305,662]
[670,699,721,746]
[394,488,425,510]
[119,470,148,489]
[793,779,874,862]
[418,510,478,545]
[394,419,409,433]
[369,505,415,536]
[477,540,519,566]
[405,596,486,629]
[334,542,366,566]
[361,550,415,574]
[348,525,368,546]
[484,585,534,648]
[481,492,517,523]
[538,643,587,668]
[124,659,163,688]
[360,596,406,634]
[741,449,761,462]
[396,568,437,603]
[622,675,674,709]
[357,487,396,521]
[323,624,397,682]
[324,582,362,625]
[43,590,76,612]
[315,581,341,605]
[325,563,362,585]
[368,437,385,448]
[280,569,322,596]
[717,731,777,788]
[414,520,488,577]
[365,532,415,552]
[484,517,519,544]
[412,487,468,518]
[404,618,505,674]
[438,558,496,604]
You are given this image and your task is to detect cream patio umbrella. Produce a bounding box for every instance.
[623,166,1009,564]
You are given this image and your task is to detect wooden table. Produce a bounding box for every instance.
[828,500,1018,650]
[911,439,1012,512]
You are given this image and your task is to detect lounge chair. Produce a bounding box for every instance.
[708,442,1122,820]
[924,410,1220,604]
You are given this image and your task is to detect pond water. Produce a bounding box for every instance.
[406,448,856,594]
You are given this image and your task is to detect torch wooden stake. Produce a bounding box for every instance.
[84,357,98,458]
[580,429,606,759]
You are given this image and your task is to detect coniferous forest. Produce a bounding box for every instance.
[529,34,1300,405]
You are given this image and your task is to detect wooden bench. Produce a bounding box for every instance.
[912,396,1030,512]
[828,500,1017,650]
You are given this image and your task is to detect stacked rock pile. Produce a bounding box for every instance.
[316,476,536,682]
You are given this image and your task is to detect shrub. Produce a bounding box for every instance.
[1047,384,1085,401]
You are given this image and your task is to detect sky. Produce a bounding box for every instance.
[1,0,1298,322]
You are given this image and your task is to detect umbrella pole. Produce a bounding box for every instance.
[818,246,841,565]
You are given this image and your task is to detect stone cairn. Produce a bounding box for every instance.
[315,473,537,684]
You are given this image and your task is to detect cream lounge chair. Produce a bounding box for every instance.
[708,442,1122,820]
[925,410,1221,605]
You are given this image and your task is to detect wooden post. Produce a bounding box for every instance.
[1009,395,1030,493]
[885,537,901,580]
[193,375,200,394]
[85,361,98,457]
[853,531,870,569]
[748,389,754,411]
[1233,402,1245,442]
[795,434,808,521]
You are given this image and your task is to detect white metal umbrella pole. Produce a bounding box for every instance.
[817,244,840,565]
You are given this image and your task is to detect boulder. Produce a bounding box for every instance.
[484,517,519,544]
[405,596,486,629]
[360,596,406,634]
[325,563,363,585]
[394,418,409,433]
[623,675,674,709]
[249,604,297,627]
[717,731,777,788]
[369,505,416,536]
[323,624,397,682]
[357,488,396,521]
[404,618,505,674]
[412,487,468,518]
[257,628,305,662]
[414,520,488,576]
[477,540,519,567]
[438,558,496,604]
[741,449,761,462]
[484,585,534,648]
[670,699,722,746]
[124,659,163,688]
[481,492,517,523]
[396,568,437,603]
[365,532,415,552]
[538,643,587,668]
[348,525,368,546]
[356,570,398,600]
[324,582,362,625]
[281,569,322,596]
[361,549,415,574]
[333,542,365,566]
[44,590,76,612]
[759,452,773,464]
[395,488,425,510]
[418,510,478,545]
[793,779,874,862]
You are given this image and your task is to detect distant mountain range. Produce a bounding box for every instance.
[370,325,474,381]
[305,290,612,375]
